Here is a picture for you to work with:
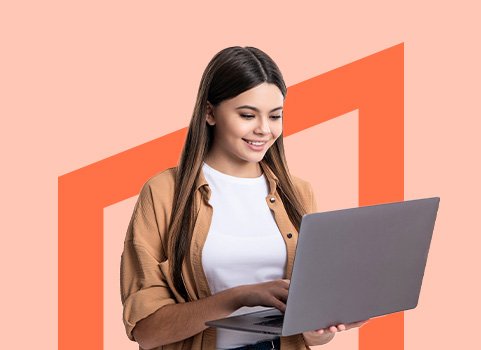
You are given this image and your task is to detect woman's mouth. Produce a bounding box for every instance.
[243,139,268,151]
[244,139,267,146]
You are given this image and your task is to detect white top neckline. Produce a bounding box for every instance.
[202,161,265,184]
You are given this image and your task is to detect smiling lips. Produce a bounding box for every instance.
[243,139,269,146]
[243,138,270,151]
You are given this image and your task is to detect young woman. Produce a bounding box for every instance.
[120,46,367,350]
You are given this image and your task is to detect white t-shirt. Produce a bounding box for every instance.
[201,162,287,349]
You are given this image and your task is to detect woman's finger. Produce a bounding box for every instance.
[275,287,289,303]
[344,320,369,330]
[269,296,286,312]
[314,319,367,335]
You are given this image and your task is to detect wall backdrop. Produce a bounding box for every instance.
[2,1,480,349]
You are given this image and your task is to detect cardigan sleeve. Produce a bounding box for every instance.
[120,181,176,341]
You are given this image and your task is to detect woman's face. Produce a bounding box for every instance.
[205,82,284,174]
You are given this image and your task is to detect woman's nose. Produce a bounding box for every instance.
[254,116,270,134]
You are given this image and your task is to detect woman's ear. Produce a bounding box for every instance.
[205,101,216,126]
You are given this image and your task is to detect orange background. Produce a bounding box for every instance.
[2,1,480,349]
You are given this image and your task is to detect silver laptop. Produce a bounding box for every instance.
[206,197,440,336]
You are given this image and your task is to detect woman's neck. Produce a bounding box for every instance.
[203,157,262,178]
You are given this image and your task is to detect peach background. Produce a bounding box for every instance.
[2,1,480,349]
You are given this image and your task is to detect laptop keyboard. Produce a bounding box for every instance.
[254,315,284,327]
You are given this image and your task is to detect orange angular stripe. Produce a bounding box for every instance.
[59,43,403,350]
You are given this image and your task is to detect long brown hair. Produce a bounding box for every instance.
[168,46,308,301]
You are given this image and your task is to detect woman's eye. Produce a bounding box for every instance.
[270,115,282,119]
[240,114,255,119]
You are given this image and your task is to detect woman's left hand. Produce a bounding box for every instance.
[302,319,369,346]
[314,319,369,334]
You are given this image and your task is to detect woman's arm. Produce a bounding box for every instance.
[132,287,241,349]
[133,280,290,350]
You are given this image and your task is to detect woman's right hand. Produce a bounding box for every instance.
[235,279,290,312]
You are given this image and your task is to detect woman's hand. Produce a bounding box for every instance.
[303,319,369,347]
[235,279,290,312]
[233,280,369,347]
[314,319,369,334]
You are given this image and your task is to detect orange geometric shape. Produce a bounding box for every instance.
[59,43,403,350]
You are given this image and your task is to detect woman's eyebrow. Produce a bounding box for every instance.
[235,105,283,113]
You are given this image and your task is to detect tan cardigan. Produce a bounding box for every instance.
[121,160,317,349]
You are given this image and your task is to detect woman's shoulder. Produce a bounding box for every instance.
[144,166,177,188]
[138,167,178,203]
[289,173,313,195]
[289,173,317,213]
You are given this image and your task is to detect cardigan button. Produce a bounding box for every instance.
[269,197,276,203]
[287,233,293,239]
